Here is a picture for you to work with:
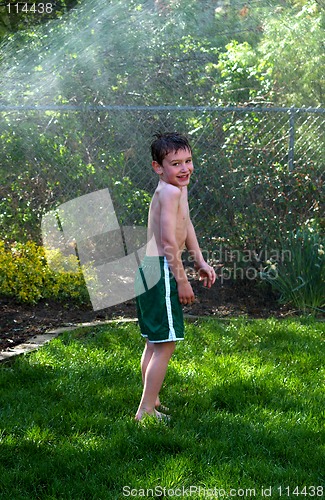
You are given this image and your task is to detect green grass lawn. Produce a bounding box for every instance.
[0,318,324,499]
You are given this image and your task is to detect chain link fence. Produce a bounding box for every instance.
[0,105,324,250]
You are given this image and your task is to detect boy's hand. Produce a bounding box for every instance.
[196,262,216,288]
[178,281,195,305]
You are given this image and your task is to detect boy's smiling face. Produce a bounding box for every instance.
[152,148,194,188]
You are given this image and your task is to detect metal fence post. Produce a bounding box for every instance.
[288,107,296,171]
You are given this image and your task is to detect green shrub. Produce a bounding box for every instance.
[0,240,90,305]
[260,227,324,314]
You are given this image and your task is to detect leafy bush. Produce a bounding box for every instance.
[260,227,324,314]
[0,241,90,305]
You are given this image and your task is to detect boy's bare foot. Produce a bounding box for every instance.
[134,407,154,421]
[155,410,171,422]
[155,397,169,413]
[135,408,170,422]
[155,404,170,413]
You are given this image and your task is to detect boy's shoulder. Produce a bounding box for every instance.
[156,182,184,201]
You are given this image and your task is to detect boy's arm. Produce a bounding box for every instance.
[186,219,216,288]
[185,219,206,267]
[159,186,194,305]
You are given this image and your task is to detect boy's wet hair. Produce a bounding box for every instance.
[151,132,192,165]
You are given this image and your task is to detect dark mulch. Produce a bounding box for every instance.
[0,278,296,352]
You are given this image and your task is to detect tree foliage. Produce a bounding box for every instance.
[0,0,324,250]
[259,1,324,106]
[0,0,323,106]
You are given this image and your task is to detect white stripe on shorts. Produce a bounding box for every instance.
[163,256,177,341]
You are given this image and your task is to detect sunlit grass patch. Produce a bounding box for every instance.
[0,318,324,499]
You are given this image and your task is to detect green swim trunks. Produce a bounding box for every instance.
[135,256,184,343]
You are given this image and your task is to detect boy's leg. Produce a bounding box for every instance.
[141,340,161,408]
[135,341,175,420]
[140,340,154,383]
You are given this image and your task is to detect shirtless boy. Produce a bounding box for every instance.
[135,132,216,421]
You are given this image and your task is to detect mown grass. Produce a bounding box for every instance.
[0,318,324,499]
